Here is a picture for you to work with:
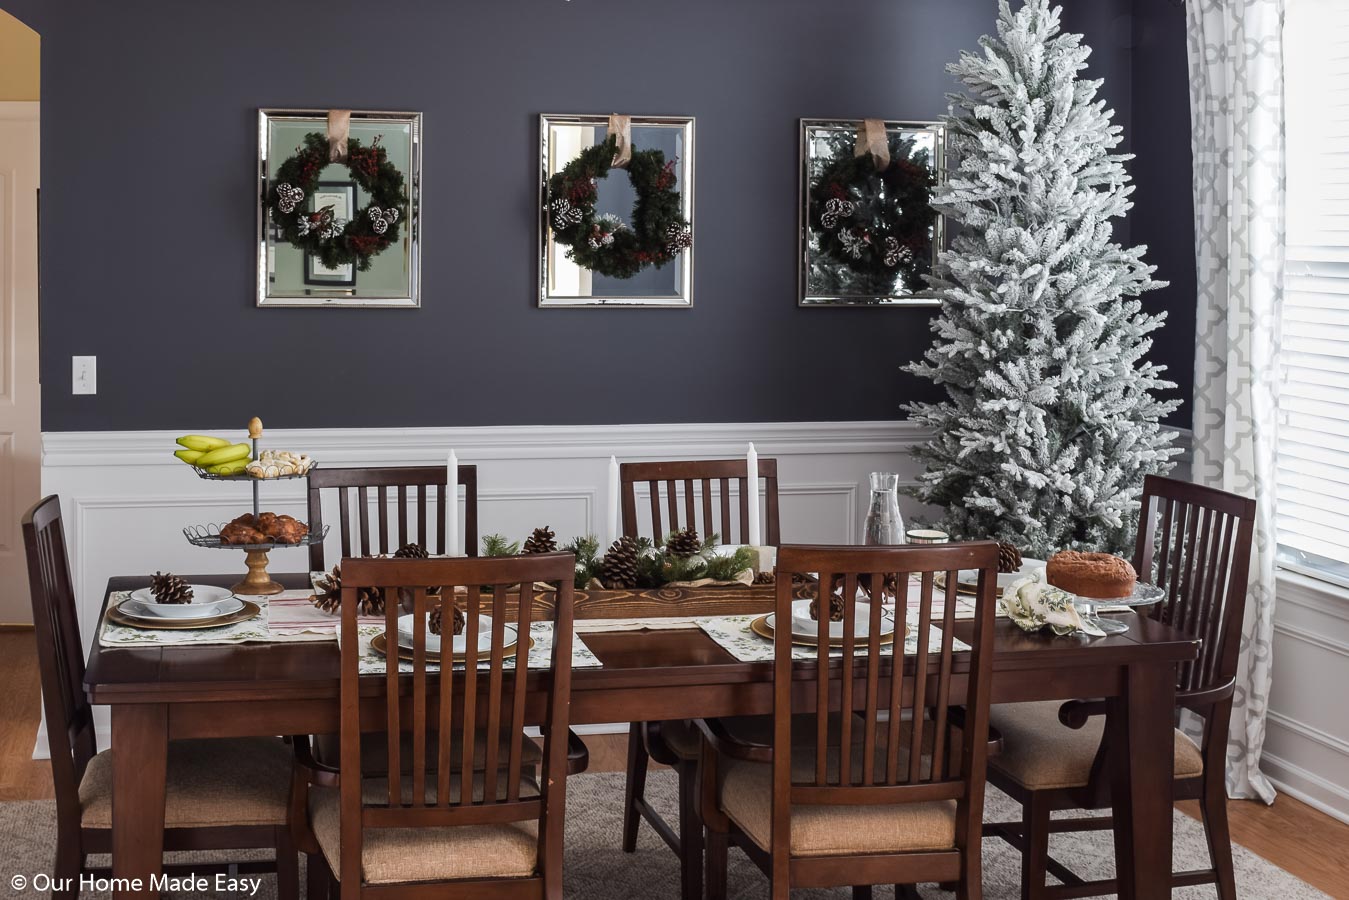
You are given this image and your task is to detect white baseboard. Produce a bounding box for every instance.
[1262,751,1349,825]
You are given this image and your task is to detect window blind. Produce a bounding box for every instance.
[1279,0,1349,584]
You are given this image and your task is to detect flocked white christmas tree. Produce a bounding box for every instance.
[906,0,1180,558]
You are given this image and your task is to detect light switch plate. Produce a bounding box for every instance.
[72,356,96,395]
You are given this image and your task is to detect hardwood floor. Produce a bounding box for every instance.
[3,632,1346,896]
[0,629,54,801]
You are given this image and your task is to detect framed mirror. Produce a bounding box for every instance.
[539,114,694,308]
[799,118,946,307]
[257,109,422,308]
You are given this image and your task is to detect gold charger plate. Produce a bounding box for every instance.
[933,573,979,596]
[107,599,261,631]
[749,615,903,648]
[370,631,533,664]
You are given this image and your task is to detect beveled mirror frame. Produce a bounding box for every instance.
[798,118,947,308]
[257,108,422,308]
[538,113,695,308]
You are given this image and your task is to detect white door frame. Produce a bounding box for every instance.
[0,100,40,624]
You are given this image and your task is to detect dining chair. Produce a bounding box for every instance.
[292,552,577,899]
[21,495,299,900]
[618,457,781,900]
[306,464,479,571]
[697,542,1000,900]
[983,474,1256,900]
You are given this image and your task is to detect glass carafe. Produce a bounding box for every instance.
[863,472,905,545]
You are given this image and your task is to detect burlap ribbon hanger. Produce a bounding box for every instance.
[854,118,891,170]
[608,114,632,168]
[327,109,352,163]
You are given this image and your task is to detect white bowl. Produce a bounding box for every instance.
[397,611,495,654]
[128,585,238,618]
[784,598,892,639]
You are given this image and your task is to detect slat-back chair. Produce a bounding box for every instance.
[698,543,1000,900]
[984,474,1256,900]
[620,458,780,547]
[22,495,299,899]
[618,458,781,900]
[307,465,479,571]
[300,553,576,900]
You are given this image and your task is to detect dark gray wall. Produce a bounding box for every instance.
[9,0,1188,432]
[1132,0,1197,425]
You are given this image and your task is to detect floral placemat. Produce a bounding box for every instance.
[97,590,373,647]
[695,612,969,663]
[343,621,602,675]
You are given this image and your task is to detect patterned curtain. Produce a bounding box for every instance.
[1185,0,1284,803]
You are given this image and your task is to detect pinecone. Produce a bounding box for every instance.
[150,572,194,604]
[809,592,846,622]
[997,541,1023,575]
[753,571,776,585]
[598,537,639,589]
[665,527,701,559]
[393,542,430,559]
[311,565,385,616]
[429,604,465,636]
[522,526,557,554]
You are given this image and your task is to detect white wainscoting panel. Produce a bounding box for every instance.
[1264,571,1349,823]
[36,420,937,755]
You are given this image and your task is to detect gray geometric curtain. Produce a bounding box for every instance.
[1185,0,1285,803]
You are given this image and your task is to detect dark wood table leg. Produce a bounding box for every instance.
[1109,661,1177,900]
[111,704,168,899]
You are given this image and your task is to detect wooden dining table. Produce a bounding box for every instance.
[84,573,1198,900]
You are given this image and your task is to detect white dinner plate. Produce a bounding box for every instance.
[121,588,243,621]
[396,612,509,655]
[766,599,895,640]
[937,559,1046,593]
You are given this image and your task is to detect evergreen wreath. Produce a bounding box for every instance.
[269,132,409,272]
[546,136,692,279]
[808,136,938,293]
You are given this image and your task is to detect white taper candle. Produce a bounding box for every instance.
[447,450,460,556]
[607,456,621,546]
[746,442,761,546]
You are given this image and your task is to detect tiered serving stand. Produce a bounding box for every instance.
[182,417,327,596]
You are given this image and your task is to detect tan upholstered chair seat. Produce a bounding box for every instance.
[714,717,957,857]
[720,758,956,857]
[988,701,1204,791]
[309,782,539,884]
[79,737,292,829]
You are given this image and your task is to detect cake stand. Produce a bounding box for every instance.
[1071,582,1165,635]
[182,417,326,596]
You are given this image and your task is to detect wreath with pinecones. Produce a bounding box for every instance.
[807,135,937,293]
[546,136,692,279]
[269,132,409,272]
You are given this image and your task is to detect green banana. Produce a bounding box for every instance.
[195,443,251,467]
[206,460,248,475]
[173,449,205,464]
[176,434,231,452]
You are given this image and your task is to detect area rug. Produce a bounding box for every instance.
[0,772,1327,899]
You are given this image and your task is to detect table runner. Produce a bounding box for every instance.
[343,621,602,675]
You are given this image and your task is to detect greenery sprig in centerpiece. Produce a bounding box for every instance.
[480,528,753,590]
